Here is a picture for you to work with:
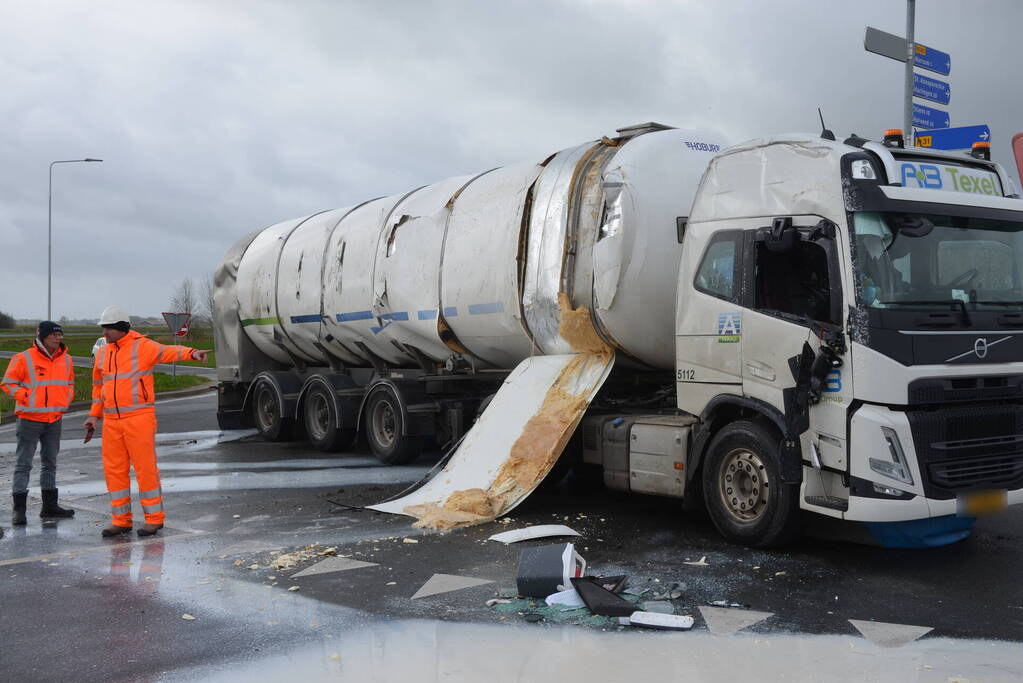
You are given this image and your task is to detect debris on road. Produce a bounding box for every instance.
[709,600,749,609]
[621,612,695,631]
[485,598,512,607]
[402,538,418,544]
[683,556,709,566]
[516,543,586,597]
[488,524,581,544]
[181,614,197,621]
[570,577,637,617]
[288,586,300,592]
[544,588,585,608]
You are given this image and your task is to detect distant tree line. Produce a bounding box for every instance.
[169,274,215,333]
[0,311,14,329]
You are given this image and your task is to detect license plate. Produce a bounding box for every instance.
[957,489,1008,517]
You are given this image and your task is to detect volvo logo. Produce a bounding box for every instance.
[945,335,1013,363]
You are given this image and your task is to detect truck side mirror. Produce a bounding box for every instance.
[676,216,688,244]
[763,217,797,252]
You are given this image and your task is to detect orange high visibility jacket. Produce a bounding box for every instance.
[1,342,75,423]
[90,330,199,420]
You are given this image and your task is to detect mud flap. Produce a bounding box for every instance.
[368,352,615,529]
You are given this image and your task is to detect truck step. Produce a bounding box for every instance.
[804,495,849,512]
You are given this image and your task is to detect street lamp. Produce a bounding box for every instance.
[48,158,102,320]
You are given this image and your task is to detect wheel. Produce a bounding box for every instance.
[303,384,355,452]
[252,380,293,442]
[701,420,801,547]
[364,388,423,464]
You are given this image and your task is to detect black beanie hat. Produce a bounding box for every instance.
[38,321,63,340]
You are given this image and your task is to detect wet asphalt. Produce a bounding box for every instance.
[1,392,1021,681]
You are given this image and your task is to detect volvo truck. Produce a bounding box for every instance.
[213,123,1023,547]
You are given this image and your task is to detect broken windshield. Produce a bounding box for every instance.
[853,211,1023,311]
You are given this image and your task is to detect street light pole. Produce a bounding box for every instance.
[48,158,102,320]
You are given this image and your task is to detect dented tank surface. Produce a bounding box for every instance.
[223,126,726,373]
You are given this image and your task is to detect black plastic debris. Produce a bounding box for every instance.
[516,543,586,598]
[523,613,545,623]
[570,577,637,617]
[594,575,628,594]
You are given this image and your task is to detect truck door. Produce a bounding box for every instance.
[676,228,744,415]
[739,217,852,489]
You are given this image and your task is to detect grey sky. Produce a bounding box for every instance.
[2,0,1020,320]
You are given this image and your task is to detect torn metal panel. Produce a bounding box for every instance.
[522,142,599,355]
[235,216,310,365]
[367,350,614,528]
[370,175,472,363]
[277,209,352,364]
[440,160,545,367]
[591,129,726,370]
[321,193,420,366]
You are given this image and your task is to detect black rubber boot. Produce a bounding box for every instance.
[137,523,164,537]
[40,488,75,518]
[102,525,133,538]
[12,492,27,526]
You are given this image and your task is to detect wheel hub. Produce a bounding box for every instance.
[718,448,770,523]
[372,401,396,448]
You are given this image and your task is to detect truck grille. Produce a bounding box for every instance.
[907,404,1023,499]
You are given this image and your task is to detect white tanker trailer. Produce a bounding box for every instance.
[215,123,1023,547]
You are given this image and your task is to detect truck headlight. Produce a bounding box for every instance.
[850,159,878,180]
[869,427,914,485]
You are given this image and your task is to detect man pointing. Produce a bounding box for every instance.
[83,306,208,537]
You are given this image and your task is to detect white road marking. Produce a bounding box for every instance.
[411,573,494,599]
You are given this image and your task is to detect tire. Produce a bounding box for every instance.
[251,380,294,442]
[364,388,423,465]
[701,420,801,548]
[303,384,355,452]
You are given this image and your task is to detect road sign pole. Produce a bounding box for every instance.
[904,0,915,135]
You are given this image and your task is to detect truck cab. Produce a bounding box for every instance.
[674,133,1023,547]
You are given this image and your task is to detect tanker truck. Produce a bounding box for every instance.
[213,122,1023,547]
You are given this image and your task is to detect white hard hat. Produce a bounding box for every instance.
[98,305,131,326]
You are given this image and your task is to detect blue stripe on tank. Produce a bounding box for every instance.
[443,306,458,317]
[289,314,321,324]
[336,310,374,322]
[418,309,438,320]
[468,302,504,315]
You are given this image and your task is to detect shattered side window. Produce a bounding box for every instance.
[754,240,837,324]
[695,231,740,303]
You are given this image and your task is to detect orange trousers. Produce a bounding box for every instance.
[101,410,165,527]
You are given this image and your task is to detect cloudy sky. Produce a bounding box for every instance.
[2,0,1020,321]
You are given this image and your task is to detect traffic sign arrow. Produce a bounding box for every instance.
[913,103,950,131]
[913,72,950,105]
[915,125,991,151]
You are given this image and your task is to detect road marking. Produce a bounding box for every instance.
[292,557,379,578]
[848,619,934,647]
[411,573,494,599]
[698,606,774,635]
[0,530,216,567]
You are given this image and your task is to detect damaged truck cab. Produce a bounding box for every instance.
[656,133,1023,547]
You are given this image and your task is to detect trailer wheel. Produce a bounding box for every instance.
[303,384,355,452]
[252,380,293,442]
[365,388,423,464]
[702,420,800,547]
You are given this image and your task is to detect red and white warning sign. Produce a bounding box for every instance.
[162,312,192,338]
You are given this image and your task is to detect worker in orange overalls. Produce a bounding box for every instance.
[82,306,208,538]
[2,320,77,526]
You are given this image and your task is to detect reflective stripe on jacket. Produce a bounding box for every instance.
[90,330,198,419]
[1,342,74,423]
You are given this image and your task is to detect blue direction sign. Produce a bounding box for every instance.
[915,125,991,151]
[913,72,950,105]
[913,43,951,76]
[913,103,950,130]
